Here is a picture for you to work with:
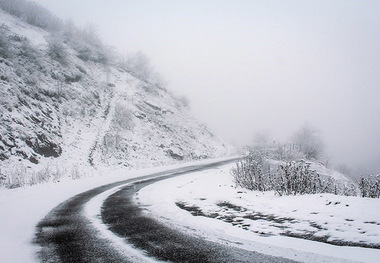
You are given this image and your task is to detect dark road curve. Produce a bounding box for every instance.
[35,158,297,263]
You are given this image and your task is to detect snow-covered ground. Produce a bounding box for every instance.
[0,157,232,263]
[136,163,380,263]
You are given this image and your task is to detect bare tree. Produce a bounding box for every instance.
[79,24,102,46]
[292,124,324,160]
[123,51,153,82]
[47,35,68,64]
[63,19,77,39]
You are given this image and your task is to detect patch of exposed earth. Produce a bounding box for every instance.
[175,201,380,249]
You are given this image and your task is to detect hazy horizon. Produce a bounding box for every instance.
[35,0,380,175]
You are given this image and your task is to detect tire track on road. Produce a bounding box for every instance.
[35,158,295,262]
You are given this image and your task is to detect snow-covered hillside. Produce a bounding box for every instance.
[0,9,233,188]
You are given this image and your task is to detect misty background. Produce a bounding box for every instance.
[34,0,380,175]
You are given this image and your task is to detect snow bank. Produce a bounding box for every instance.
[137,163,380,263]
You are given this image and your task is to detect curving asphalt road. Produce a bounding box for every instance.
[35,159,297,263]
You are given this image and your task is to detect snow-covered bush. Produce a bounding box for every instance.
[18,38,41,64]
[231,151,354,196]
[75,43,93,62]
[0,162,82,188]
[70,165,81,180]
[0,163,50,188]
[231,150,270,191]
[0,0,25,18]
[67,24,112,65]
[23,1,61,31]
[113,103,134,131]
[78,24,102,47]
[72,40,111,65]
[0,0,62,32]
[0,25,13,59]
[94,46,112,65]
[49,70,66,98]
[101,131,122,159]
[47,36,68,64]
[0,0,115,67]
[119,51,153,82]
[271,160,328,196]
[32,165,53,184]
[359,174,380,198]
[271,143,304,161]
[0,163,27,188]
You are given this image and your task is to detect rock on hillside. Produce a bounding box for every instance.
[0,9,233,188]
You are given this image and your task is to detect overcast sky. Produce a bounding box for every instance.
[35,0,380,175]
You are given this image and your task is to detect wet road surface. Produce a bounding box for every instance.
[35,159,297,262]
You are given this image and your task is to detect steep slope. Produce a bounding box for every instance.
[0,9,233,188]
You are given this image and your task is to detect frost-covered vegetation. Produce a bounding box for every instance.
[0,163,82,189]
[0,0,106,62]
[232,125,362,197]
[0,0,160,78]
[0,1,232,189]
[359,174,380,198]
[232,150,358,197]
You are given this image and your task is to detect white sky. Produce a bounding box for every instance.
[35,0,380,174]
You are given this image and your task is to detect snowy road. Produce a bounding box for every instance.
[34,158,296,262]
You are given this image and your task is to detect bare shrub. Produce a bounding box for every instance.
[27,165,64,185]
[70,165,81,180]
[50,70,66,97]
[0,170,6,187]
[1,163,27,188]
[231,152,355,196]
[271,143,304,161]
[101,131,122,159]
[78,24,102,47]
[359,175,380,198]
[120,51,153,82]
[0,162,86,188]
[95,46,112,65]
[75,42,93,61]
[113,103,134,130]
[68,24,112,65]
[47,35,68,64]
[17,38,42,65]
[231,150,269,191]
[0,0,62,31]
[0,25,13,58]
[272,160,326,196]
[32,165,52,184]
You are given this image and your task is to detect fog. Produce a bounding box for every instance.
[35,0,380,175]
